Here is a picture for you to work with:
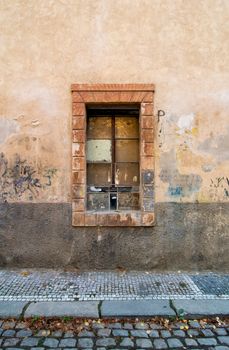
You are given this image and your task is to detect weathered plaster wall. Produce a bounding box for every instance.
[0,0,229,269]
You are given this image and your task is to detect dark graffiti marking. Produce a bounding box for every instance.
[210,176,229,198]
[0,153,57,201]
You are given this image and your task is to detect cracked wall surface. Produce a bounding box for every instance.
[0,0,228,269]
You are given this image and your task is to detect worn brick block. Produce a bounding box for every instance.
[141,103,153,115]
[97,213,108,226]
[142,170,154,184]
[107,213,120,226]
[141,142,154,156]
[141,157,154,170]
[142,197,154,211]
[72,143,85,157]
[72,171,85,184]
[72,157,85,170]
[72,212,85,226]
[130,91,148,102]
[119,91,132,102]
[143,92,154,102]
[143,185,154,197]
[73,130,85,143]
[79,91,96,102]
[72,116,85,130]
[141,115,154,129]
[72,92,83,102]
[72,102,85,116]
[141,129,154,142]
[85,213,97,226]
[72,199,85,211]
[93,91,120,102]
[72,185,85,199]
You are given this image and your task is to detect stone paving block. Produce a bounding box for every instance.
[0,302,26,318]
[92,322,104,330]
[112,329,128,337]
[78,330,94,337]
[154,338,168,349]
[78,337,94,348]
[201,328,215,336]
[107,323,122,329]
[167,338,183,348]
[119,337,134,347]
[218,336,229,345]
[3,338,20,347]
[15,322,27,329]
[2,329,15,337]
[20,337,40,347]
[215,346,229,350]
[97,328,111,337]
[52,330,63,337]
[131,330,148,338]
[185,338,198,346]
[96,338,116,347]
[59,338,77,347]
[173,330,185,337]
[215,328,228,336]
[197,337,218,346]
[16,329,33,337]
[25,301,99,317]
[136,338,153,348]
[101,300,175,317]
[123,322,133,329]
[187,329,199,336]
[135,322,149,329]
[160,330,171,338]
[64,331,74,337]
[149,330,160,337]
[173,299,229,317]
[43,338,59,348]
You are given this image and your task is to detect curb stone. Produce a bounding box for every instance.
[173,299,229,318]
[101,300,175,317]
[0,301,28,318]
[24,301,99,318]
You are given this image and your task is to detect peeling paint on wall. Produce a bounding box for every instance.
[0,118,20,144]
[159,150,202,199]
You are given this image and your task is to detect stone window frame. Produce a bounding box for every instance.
[71,83,155,226]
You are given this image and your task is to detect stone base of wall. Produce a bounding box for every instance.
[0,202,228,271]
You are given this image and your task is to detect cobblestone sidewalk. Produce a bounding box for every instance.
[0,318,229,349]
[0,270,228,301]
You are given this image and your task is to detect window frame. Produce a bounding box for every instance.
[71,84,155,226]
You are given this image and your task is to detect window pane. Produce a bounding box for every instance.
[87,193,109,211]
[118,192,139,210]
[115,140,139,162]
[115,163,139,185]
[87,116,112,139]
[87,163,112,186]
[86,140,112,162]
[115,116,139,138]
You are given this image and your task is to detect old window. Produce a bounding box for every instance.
[71,84,155,226]
[86,106,140,211]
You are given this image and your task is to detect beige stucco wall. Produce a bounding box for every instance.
[1,0,229,204]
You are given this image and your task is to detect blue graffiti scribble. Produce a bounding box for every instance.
[168,186,183,196]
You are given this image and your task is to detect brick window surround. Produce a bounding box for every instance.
[71,84,155,226]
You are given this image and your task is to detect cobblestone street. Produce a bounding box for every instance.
[0,317,229,349]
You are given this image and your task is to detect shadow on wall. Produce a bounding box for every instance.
[0,152,57,202]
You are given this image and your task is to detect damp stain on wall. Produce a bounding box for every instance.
[0,152,57,202]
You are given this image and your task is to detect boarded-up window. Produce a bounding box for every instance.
[86,108,140,211]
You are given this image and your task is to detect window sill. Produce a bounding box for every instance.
[72,211,154,227]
